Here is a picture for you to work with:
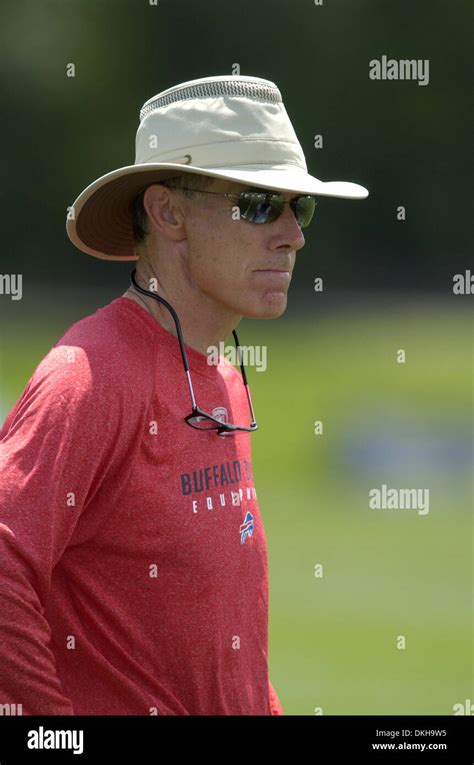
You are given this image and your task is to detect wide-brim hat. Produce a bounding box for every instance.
[66,74,369,261]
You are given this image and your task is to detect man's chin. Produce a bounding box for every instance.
[243,293,288,320]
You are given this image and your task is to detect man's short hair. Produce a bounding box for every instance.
[131,173,214,248]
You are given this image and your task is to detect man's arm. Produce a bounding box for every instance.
[0,345,130,714]
[269,678,284,715]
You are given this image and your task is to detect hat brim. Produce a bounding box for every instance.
[66,162,369,261]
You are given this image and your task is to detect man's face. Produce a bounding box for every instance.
[178,177,307,320]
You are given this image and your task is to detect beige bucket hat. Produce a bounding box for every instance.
[66,74,369,261]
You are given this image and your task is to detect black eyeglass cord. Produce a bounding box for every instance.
[128,269,257,434]
[129,269,192,372]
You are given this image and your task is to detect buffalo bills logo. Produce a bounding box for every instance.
[239,511,254,544]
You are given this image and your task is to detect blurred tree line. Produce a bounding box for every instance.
[0,0,471,298]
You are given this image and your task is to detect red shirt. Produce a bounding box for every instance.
[0,296,283,715]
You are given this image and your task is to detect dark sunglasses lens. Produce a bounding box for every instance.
[240,192,316,227]
[240,192,283,224]
[187,414,219,430]
[293,196,317,227]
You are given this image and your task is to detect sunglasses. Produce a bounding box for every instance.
[162,183,317,227]
[129,269,258,436]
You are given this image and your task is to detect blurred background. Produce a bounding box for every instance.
[0,0,472,714]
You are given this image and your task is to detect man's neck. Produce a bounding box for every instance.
[121,264,241,357]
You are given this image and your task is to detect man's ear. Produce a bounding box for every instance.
[143,184,186,240]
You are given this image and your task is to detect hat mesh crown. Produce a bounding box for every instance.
[139,79,282,121]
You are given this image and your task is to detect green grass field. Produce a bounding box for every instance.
[1,299,472,715]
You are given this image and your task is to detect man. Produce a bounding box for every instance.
[0,75,368,715]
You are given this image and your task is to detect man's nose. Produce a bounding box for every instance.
[272,202,306,251]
